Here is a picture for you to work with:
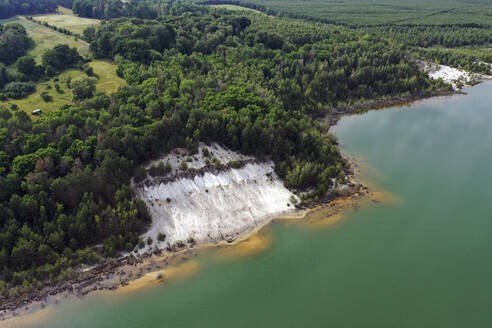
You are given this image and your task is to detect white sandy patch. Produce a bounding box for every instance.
[427,64,472,90]
[133,143,296,253]
[410,55,482,90]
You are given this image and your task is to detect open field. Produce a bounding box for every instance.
[202,0,492,26]
[0,16,89,61]
[1,60,125,116]
[33,6,100,35]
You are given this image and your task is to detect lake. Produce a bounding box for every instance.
[15,81,492,327]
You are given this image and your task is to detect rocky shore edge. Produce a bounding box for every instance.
[323,89,460,128]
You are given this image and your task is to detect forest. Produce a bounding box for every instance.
[197,0,492,26]
[0,0,58,19]
[71,0,158,19]
[0,0,489,300]
[199,1,492,74]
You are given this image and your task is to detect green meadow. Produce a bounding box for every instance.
[1,60,125,116]
[33,6,100,35]
[0,16,90,60]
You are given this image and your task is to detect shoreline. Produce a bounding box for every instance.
[0,86,460,324]
[0,173,365,325]
[323,88,460,128]
[0,155,378,325]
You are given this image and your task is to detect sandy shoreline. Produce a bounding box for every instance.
[0,151,394,327]
[0,86,438,325]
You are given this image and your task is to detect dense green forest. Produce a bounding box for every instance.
[198,1,492,73]
[72,0,158,19]
[0,0,159,19]
[0,0,490,300]
[0,0,58,19]
[197,0,492,26]
[364,24,492,73]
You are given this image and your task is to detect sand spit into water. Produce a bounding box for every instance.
[2,306,53,328]
[215,233,273,260]
[117,261,201,294]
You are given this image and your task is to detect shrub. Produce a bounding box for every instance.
[289,195,298,206]
[40,91,52,102]
[54,84,64,94]
[45,65,55,77]
[64,76,72,89]
[149,163,157,176]
[71,76,97,102]
[3,82,35,99]
[138,239,145,249]
[179,160,188,170]
[157,232,166,242]
[150,160,171,176]
[229,160,245,169]
[212,157,222,169]
[83,65,94,77]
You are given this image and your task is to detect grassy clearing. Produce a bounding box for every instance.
[1,60,125,117]
[33,6,100,35]
[211,4,266,15]
[0,16,89,61]
[88,60,126,94]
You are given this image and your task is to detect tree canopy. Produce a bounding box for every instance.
[0,3,467,300]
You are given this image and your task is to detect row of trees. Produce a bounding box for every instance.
[0,0,57,19]
[26,16,83,39]
[72,0,158,19]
